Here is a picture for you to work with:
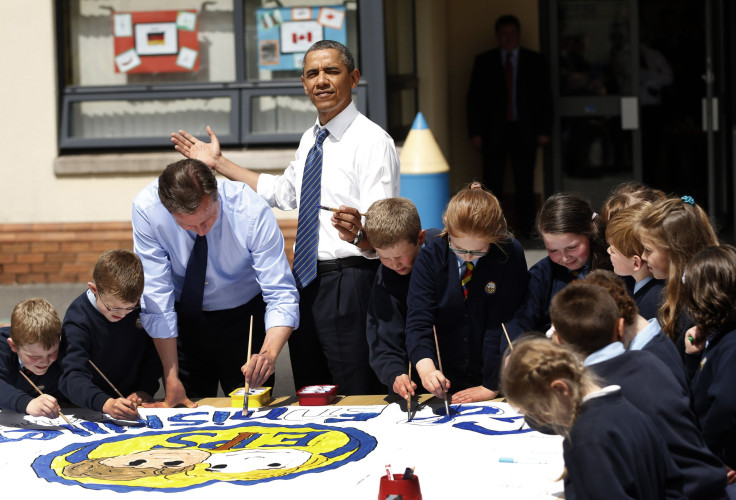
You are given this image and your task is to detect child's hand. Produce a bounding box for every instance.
[726,466,736,485]
[26,394,60,418]
[415,358,451,399]
[126,391,153,406]
[103,397,140,420]
[392,374,417,399]
[685,326,705,354]
[451,386,499,404]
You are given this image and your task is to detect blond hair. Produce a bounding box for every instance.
[363,197,421,249]
[441,182,510,244]
[501,337,594,436]
[93,250,144,304]
[10,298,61,349]
[600,181,665,225]
[636,197,718,339]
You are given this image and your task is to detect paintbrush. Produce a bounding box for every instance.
[432,325,451,417]
[407,362,413,422]
[88,359,140,418]
[318,205,368,217]
[18,369,74,427]
[242,315,254,416]
[502,323,514,351]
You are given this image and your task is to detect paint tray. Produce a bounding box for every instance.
[229,386,271,408]
[296,385,338,406]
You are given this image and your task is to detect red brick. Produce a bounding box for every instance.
[0,254,15,264]
[47,252,76,263]
[30,242,60,253]
[17,274,48,284]
[31,263,62,273]
[60,263,92,274]
[17,253,45,264]
[77,252,101,264]
[0,243,30,253]
[0,275,17,285]
[46,274,84,284]
[60,242,92,252]
[3,263,30,274]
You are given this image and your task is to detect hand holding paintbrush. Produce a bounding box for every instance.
[18,370,72,426]
[88,360,141,420]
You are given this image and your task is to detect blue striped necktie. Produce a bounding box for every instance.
[293,127,329,289]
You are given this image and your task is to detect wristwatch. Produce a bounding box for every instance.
[352,228,364,246]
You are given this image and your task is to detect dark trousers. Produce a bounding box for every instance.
[175,294,272,398]
[482,123,538,234]
[288,257,382,395]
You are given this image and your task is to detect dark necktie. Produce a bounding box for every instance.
[505,52,514,120]
[293,127,330,289]
[179,234,207,322]
[461,262,474,300]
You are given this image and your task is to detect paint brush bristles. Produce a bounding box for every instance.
[18,369,73,427]
[502,323,513,351]
[433,325,451,417]
[242,315,254,416]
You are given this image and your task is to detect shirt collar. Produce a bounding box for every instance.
[454,253,479,269]
[629,318,661,351]
[312,101,358,141]
[584,341,625,366]
[633,275,653,294]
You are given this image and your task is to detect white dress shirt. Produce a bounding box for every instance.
[257,102,400,260]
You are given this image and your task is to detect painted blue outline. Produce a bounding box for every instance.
[31,421,376,493]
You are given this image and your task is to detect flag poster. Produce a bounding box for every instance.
[113,10,199,74]
[256,6,347,71]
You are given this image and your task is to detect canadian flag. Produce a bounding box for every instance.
[281,21,322,53]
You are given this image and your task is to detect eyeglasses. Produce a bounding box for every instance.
[448,239,490,257]
[97,291,139,312]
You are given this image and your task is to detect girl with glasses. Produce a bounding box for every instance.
[405,182,528,404]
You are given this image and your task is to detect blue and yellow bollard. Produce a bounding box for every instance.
[399,112,450,229]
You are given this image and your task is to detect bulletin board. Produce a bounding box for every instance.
[256,6,347,71]
[112,10,200,74]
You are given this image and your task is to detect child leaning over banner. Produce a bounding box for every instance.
[502,337,685,500]
[0,298,64,417]
[550,282,727,500]
[606,203,665,320]
[405,182,528,404]
[364,197,440,398]
[59,250,161,420]
[684,245,736,490]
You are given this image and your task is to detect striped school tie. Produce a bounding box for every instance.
[292,127,330,289]
[461,262,474,300]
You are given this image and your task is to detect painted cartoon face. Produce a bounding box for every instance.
[10,341,59,376]
[640,236,670,280]
[375,240,421,275]
[607,245,636,277]
[99,449,210,469]
[205,449,312,473]
[542,233,591,271]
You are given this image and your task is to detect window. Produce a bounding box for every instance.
[57,0,383,150]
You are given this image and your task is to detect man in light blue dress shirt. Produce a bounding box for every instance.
[132,159,299,407]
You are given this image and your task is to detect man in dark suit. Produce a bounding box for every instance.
[467,15,552,235]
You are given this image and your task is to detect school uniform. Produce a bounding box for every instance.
[0,327,63,413]
[366,229,441,392]
[502,255,581,346]
[629,317,688,389]
[691,324,736,469]
[588,345,728,500]
[59,291,161,412]
[563,386,685,500]
[405,235,528,391]
[634,276,665,320]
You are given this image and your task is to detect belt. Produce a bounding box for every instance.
[317,256,373,274]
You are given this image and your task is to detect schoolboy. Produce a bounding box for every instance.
[550,283,727,500]
[605,203,664,320]
[59,250,161,420]
[364,198,439,397]
[583,269,687,388]
[0,298,63,417]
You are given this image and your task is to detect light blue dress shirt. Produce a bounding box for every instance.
[132,178,299,339]
[584,341,626,367]
[629,318,662,351]
[633,276,653,295]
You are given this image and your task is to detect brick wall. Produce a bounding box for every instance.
[0,220,298,285]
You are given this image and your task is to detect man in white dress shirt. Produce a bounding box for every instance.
[172,40,400,395]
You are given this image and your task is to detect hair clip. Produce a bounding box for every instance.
[591,212,598,220]
[681,195,695,206]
